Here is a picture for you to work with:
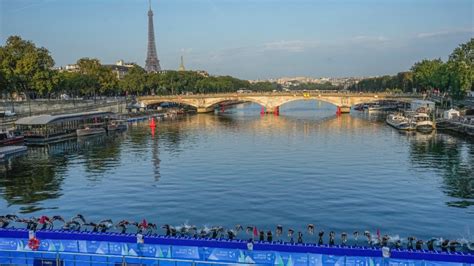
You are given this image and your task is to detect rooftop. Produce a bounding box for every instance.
[15,111,113,126]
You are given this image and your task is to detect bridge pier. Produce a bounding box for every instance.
[196,107,215,113]
[340,106,351,113]
[263,106,280,114]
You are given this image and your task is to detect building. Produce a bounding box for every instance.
[65,64,80,72]
[115,60,134,68]
[60,60,135,79]
[196,70,209,77]
[104,60,136,79]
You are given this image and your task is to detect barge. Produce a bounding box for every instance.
[15,111,113,145]
[0,229,472,266]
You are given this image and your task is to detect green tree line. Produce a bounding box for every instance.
[0,35,287,99]
[2,35,471,99]
[349,38,473,99]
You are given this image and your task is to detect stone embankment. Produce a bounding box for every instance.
[1,99,126,129]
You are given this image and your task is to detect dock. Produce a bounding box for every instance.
[0,228,472,265]
[0,145,27,161]
[437,119,474,137]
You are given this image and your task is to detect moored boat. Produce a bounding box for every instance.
[353,104,364,111]
[367,104,384,112]
[413,113,436,133]
[0,131,24,146]
[386,113,415,131]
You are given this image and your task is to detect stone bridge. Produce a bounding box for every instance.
[138,92,422,113]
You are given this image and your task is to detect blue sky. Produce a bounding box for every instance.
[0,0,472,79]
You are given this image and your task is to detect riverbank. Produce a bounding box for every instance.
[437,119,474,138]
[0,99,126,131]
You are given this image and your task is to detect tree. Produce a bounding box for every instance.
[76,57,120,98]
[396,72,413,92]
[98,67,118,95]
[447,39,473,99]
[0,36,55,114]
[411,59,444,91]
[119,65,147,95]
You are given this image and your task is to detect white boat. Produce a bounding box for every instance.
[77,124,106,137]
[386,113,415,131]
[368,105,384,112]
[413,113,436,133]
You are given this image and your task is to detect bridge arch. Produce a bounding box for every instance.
[204,97,269,109]
[143,99,200,110]
[275,97,340,109]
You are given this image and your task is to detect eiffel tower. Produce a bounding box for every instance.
[145,0,161,72]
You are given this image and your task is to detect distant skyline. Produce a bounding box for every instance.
[0,0,472,79]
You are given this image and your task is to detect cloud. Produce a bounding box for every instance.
[262,40,318,52]
[416,28,473,38]
[350,35,389,43]
[4,0,57,14]
[180,48,193,54]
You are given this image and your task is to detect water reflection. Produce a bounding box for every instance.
[0,149,66,213]
[78,134,123,181]
[408,133,474,208]
[0,133,125,213]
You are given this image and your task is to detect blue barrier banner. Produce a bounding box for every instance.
[250,250,275,264]
[384,258,426,266]
[172,245,200,260]
[321,254,345,266]
[78,240,109,254]
[274,252,311,266]
[345,256,366,266]
[109,242,128,255]
[308,253,323,266]
[38,239,78,253]
[424,262,464,266]
[0,230,473,265]
[206,247,240,262]
[0,238,23,251]
[132,243,169,258]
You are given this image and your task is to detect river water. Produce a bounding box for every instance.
[0,101,473,242]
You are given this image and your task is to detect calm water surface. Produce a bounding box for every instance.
[0,101,473,241]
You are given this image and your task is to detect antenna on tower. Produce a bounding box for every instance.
[149,0,151,11]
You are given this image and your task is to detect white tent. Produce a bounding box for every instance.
[443,108,460,119]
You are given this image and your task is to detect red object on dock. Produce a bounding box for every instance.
[336,106,341,115]
[260,106,265,115]
[274,106,280,116]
